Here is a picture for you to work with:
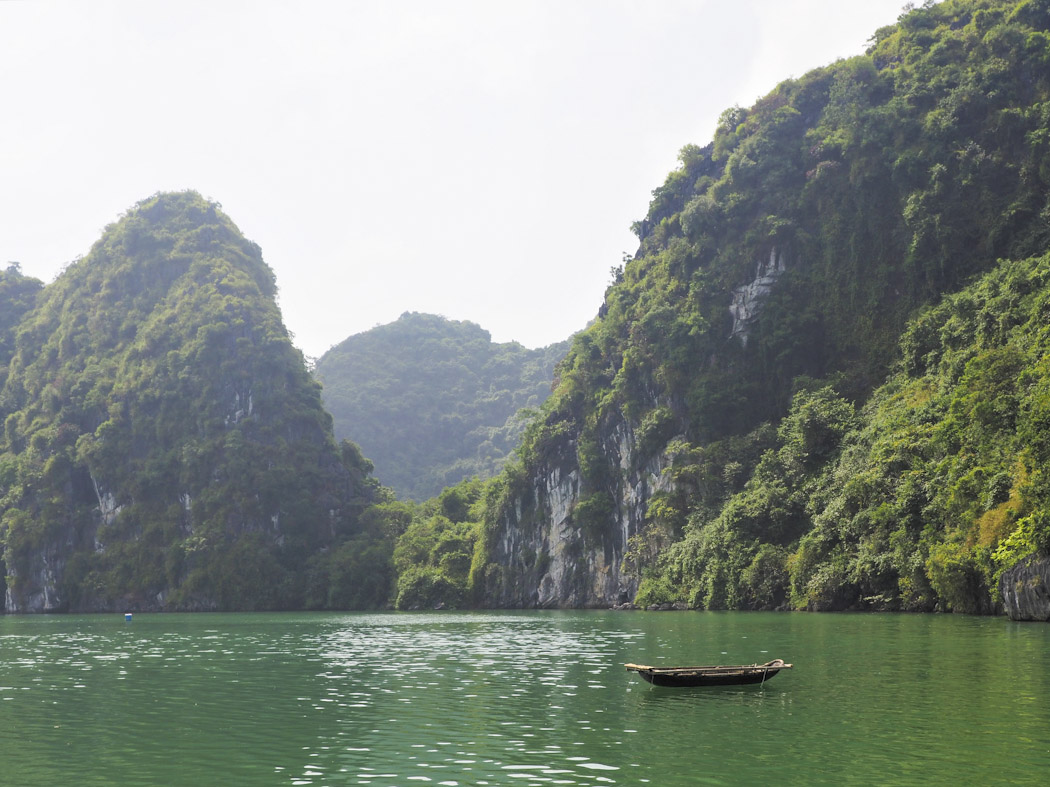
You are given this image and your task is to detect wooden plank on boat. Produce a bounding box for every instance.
[626,662,792,673]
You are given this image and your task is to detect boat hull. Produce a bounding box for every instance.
[637,668,782,687]
[625,659,791,687]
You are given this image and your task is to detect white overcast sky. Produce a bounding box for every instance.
[1,0,909,358]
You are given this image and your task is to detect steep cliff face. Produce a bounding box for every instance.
[480,413,672,608]
[0,192,372,612]
[1000,556,1050,621]
[729,249,786,346]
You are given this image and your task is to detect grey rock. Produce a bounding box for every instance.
[999,555,1050,621]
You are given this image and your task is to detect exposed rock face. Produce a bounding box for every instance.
[12,551,64,614]
[729,248,786,345]
[999,555,1050,621]
[481,415,672,608]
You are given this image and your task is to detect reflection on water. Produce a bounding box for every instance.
[310,614,641,785]
[1,610,1049,785]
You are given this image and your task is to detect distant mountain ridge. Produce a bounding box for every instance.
[315,312,569,501]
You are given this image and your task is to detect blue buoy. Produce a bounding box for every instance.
[124,612,132,623]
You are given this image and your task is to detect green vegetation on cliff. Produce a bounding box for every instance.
[0,192,382,611]
[315,312,568,501]
[638,253,1050,612]
[465,0,1050,612]
[599,0,1050,440]
[0,264,43,380]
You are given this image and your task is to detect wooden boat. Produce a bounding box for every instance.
[624,659,792,687]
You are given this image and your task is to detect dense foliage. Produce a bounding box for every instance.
[638,252,1050,612]
[0,264,43,382]
[0,192,383,611]
[315,312,568,501]
[297,476,485,612]
[468,0,1050,612]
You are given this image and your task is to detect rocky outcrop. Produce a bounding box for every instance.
[729,248,786,345]
[999,555,1050,621]
[481,414,673,608]
[9,551,64,614]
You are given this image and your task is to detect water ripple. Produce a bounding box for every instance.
[2,611,1050,785]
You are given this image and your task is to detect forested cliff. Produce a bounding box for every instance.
[0,193,380,612]
[466,0,1050,616]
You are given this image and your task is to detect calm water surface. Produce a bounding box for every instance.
[1,610,1048,785]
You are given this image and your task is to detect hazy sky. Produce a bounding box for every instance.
[1,0,909,358]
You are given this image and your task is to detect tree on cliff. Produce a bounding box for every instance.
[0,263,43,377]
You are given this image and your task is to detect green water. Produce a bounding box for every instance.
[0,610,1047,785]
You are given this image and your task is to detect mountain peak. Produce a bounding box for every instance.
[0,193,372,612]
